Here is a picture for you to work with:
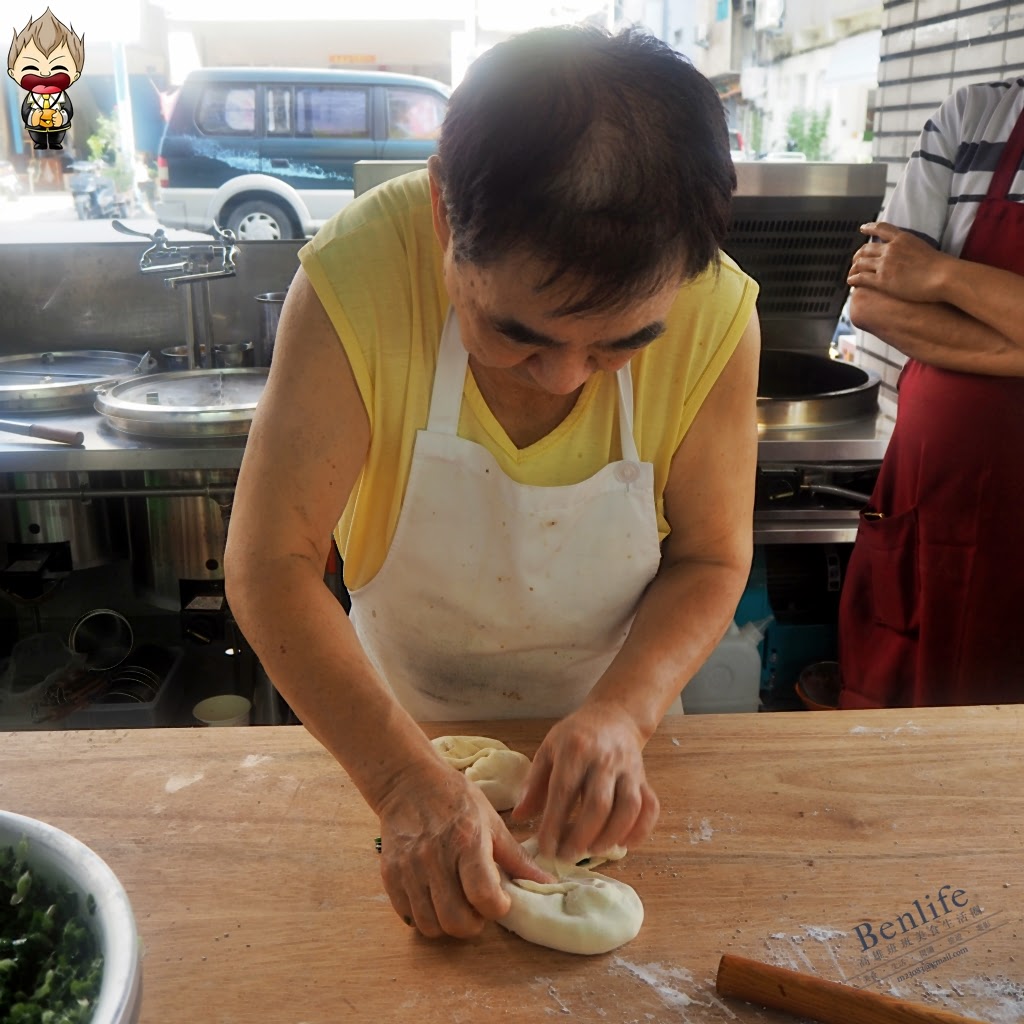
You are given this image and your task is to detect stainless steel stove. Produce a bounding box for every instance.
[724,161,891,544]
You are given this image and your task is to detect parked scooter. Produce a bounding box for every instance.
[67,161,130,220]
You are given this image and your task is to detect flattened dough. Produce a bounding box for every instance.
[431,735,531,811]
[498,837,644,955]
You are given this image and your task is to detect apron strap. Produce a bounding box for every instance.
[615,364,639,462]
[427,306,640,459]
[987,106,1024,200]
[426,308,469,435]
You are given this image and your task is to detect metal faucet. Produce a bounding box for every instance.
[114,220,240,370]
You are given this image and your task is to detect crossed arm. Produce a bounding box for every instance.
[847,221,1024,377]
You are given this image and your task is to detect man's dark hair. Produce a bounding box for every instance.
[435,25,736,315]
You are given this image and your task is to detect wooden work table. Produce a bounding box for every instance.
[2,706,1022,1024]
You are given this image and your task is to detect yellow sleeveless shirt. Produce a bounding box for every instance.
[299,170,758,590]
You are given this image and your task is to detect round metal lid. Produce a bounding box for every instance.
[0,350,156,413]
[94,368,268,438]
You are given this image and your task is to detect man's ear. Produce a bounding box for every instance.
[7,69,15,81]
[427,154,451,250]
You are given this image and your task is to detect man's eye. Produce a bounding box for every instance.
[499,332,534,347]
[51,64,68,72]
[21,64,40,72]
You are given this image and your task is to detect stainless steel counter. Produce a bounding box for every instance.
[0,409,246,472]
[756,407,895,462]
[0,407,893,546]
[0,407,896,474]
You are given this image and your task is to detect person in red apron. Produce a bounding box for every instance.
[840,80,1024,708]
[225,26,760,940]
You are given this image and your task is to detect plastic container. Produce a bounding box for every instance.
[63,645,183,729]
[796,660,842,710]
[682,617,773,715]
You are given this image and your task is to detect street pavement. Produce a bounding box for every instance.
[0,191,209,243]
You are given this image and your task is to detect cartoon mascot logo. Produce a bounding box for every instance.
[8,7,85,151]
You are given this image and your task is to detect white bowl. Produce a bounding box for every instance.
[193,693,252,726]
[0,809,142,1024]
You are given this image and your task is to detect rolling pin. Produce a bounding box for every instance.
[716,954,989,1024]
[0,419,85,446]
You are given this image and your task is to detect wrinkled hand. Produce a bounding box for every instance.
[847,221,954,303]
[376,762,552,939]
[511,703,660,862]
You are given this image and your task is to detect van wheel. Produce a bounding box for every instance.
[225,200,296,240]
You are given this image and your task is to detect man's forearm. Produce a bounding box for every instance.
[226,556,446,812]
[937,258,1024,349]
[849,288,1024,376]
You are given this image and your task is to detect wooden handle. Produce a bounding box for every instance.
[0,419,84,446]
[716,954,989,1024]
[28,423,85,446]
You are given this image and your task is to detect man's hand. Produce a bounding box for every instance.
[511,702,660,862]
[847,221,956,304]
[376,763,553,938]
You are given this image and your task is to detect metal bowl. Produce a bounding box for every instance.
[0,809,142,1024]
[69,608,134,671]
[757,350,880,429]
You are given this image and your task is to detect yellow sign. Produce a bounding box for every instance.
[329,54,377,65]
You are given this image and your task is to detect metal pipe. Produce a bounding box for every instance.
[0,485,236,501]
[800,483,872,504]
[182,284,198,370]
[761,462,883,472]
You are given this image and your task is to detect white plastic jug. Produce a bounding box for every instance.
[682,617,772,715]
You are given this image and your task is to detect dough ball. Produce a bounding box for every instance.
[465,748,531,812]
[431,735,509,769]
[431,735,530,811]
[498,839,644,955]
[519,835,627,872]
[574,844,628,868]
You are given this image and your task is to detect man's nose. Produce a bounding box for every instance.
[530,351,594,395]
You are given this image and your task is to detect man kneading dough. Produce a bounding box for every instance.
[437,736,644,954]
[499,838,644,955]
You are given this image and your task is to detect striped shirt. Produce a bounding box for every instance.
[884,77,1024,257]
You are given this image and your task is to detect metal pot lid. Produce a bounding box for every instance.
[0,350,155,413]
[94,368,268,438]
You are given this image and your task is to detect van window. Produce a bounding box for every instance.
[196,85,257,135]
[266,86,293,136]
[295,86,370,139]
[386,88,446,140]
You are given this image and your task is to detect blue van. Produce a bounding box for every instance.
[155,67,450,240]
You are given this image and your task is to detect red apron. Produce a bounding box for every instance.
[839,106,1024,708]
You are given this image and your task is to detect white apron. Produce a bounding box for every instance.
[348,310,663,721]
